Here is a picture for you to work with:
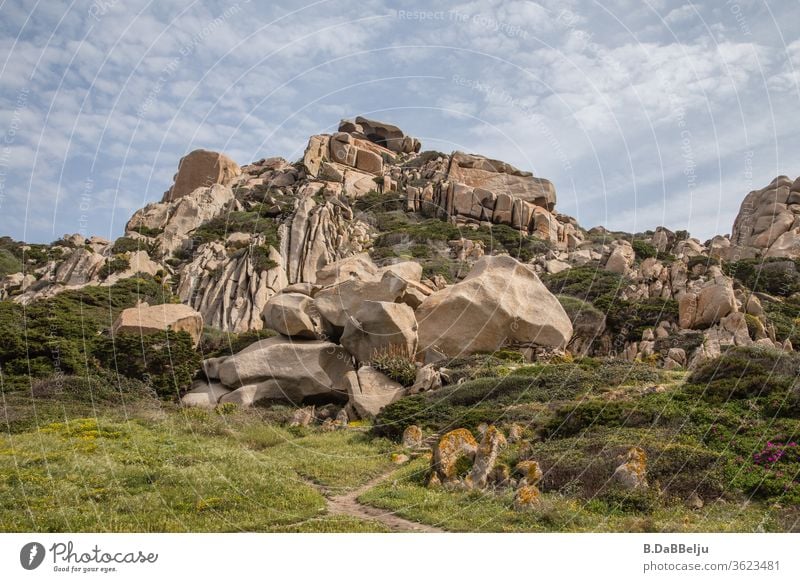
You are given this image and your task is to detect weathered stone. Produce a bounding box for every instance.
[262,292,321,339]
[612,447,648,490]
[409,363,441,394]
[315,253,379,287]
[302,135,330,178]
[315,271,410,330]
[181,381,231,408]
[290,406,316,427]
[163,149,240,202]
[402,425,424,449]
[416,255,572,361]
[347,366,406,418]
[355,148,383,175]
[447,151,556,209]
[217,337,355,406]
[429,428,478,487]
[344,116,421,154]
[112,303,203,346]
[340,300,418,364]
[468,425,507,489]
[605,240,635,274]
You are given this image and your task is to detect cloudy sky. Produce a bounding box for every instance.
[1,0,798,243]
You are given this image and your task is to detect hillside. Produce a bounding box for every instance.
[1,116,799,532]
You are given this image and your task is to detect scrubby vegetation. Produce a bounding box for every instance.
[192,210,281,247]
[356,191,552,277]
[725,257,800,296]
[0,275,184,390]
[543,266,678,343]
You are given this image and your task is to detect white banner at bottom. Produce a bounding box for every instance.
[0,533,797,581]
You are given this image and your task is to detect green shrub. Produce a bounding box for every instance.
[95,329,200,398]
[631,240,657,260]
[0,275,175,386]
[0,247,22,276]
[370,345,417,387]
[251,245,278,272]
[129,225,163,237]
[543,266,627,305]
[200,328,275,358]
[192,211,280,247]
[762,298,800,345]
[98,255,130,278]
[724,258,800,296]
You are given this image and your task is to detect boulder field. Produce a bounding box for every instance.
[184,252,571,416]
[2,114,797,420]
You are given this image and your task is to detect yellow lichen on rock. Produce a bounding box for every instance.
[612,446,648,490]
[402,425,423,449]
[429,428,478,487]
[514,484,541,510]
[516,460,543,486]
[469,425,507,489]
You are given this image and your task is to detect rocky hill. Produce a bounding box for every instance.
[2,115,800,532]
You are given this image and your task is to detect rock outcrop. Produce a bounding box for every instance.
[163,149,240,202]
[215,337,355,407]
[729,176,800,258]
[416,255,573,361]
[112,302,203,346]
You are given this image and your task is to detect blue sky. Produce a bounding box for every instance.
[0,0,798,243]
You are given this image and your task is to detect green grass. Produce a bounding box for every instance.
[0,389,400,531]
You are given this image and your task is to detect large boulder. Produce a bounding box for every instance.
[314,253,379,287]
[340,300,418,363]
[163,149,240,202]
[678,282,737,329]
[604,240,635,275]
[217,337,355,407]
[181,380,231,408]
[340,116,421,154]
[415,255,573,361]
[112,303,203,346]
[314,270,411,330]
[730,176,800,258]
[262,292,321,339]
[446,151,556,210]
[346,366,406,418]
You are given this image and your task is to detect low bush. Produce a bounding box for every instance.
[95,329,201,397]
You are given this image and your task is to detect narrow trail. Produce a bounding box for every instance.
[324,469,445,533]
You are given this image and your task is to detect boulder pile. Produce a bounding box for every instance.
[185,252,571,416]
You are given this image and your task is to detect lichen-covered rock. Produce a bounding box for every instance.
[416,255,572,362]
[468,425,507,489]
[401,425,423,449]
[290,405,316,427]
[507,423,524,443]
[513,460,544,510]
[612,446,648,490]
[513,484,542,510]
[429,428,478,486]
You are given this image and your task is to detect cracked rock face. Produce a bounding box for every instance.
[730,176,800,258]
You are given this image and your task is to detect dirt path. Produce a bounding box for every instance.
[325,470,445,533]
